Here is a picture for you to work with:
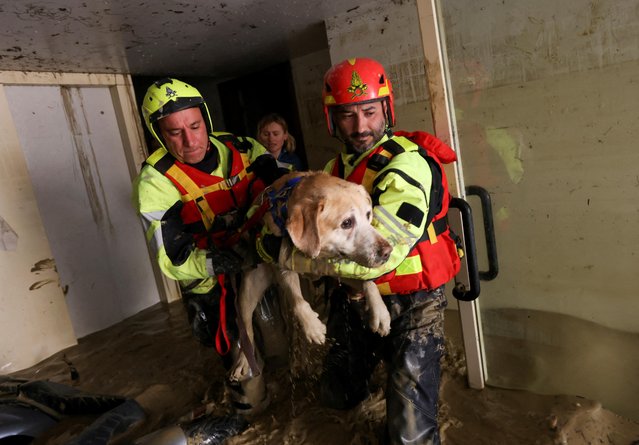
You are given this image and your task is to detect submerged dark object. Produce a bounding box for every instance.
[0,402,57,443]
[134,413,249,445]
[0,376,145,444]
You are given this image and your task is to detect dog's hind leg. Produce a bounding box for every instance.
[231,264,274,382]
[275,269,326,344]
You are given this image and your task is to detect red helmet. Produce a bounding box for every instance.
[322,58,395,136]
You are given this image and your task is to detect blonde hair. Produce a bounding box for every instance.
[256,113,296,153]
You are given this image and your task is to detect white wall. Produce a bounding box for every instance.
[0,73,165,373]
[0,86,77,372]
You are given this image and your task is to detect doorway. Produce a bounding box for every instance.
[218,61,308,170]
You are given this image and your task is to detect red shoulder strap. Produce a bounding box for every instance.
[393,130,457,164]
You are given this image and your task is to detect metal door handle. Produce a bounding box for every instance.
[466,185,499,281]
[449,197,481,301]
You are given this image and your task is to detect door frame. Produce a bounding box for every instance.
[415,0,487,389]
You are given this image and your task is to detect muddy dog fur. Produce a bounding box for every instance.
[231,171,392,382]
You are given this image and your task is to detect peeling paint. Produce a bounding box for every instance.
[31,258,56,272]
[495,207,510,223]
[29,259,59,290]
[485,127,525,184]
[29,279,56,290]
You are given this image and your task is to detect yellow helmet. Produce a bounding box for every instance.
[141,78,213,150]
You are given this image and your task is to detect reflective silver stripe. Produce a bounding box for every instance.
[205,257,215,276]
[150,226,163,253]
[373,210,399,238]
[140,210,166,224]
[139,210,167,253]
[375,205,416,241]
[225,174,240,187]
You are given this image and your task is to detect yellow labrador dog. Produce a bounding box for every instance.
[231,171,392,381]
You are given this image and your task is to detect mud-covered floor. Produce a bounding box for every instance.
[10,299,639,445]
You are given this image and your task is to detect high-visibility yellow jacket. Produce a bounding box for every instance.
[321,131,460,294]
[132,132,267,294]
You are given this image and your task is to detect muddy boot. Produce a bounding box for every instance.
[225,343,270,416]
[253,286,289,368]
[227,371,271,417]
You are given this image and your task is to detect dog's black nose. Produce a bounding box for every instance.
[378,242,392,263]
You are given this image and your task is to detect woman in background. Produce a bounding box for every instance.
[256,113,303,171]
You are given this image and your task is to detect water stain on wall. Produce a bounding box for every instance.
[60,87,115,234]
[482,307,639,421]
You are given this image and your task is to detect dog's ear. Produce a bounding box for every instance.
[287,198,323,258]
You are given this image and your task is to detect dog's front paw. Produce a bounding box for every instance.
[369,305,391,337]
[230,354,251,382]
[294,302,326,344]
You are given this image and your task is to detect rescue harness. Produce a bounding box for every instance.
[146,133,263,357]
[331,131,462,295]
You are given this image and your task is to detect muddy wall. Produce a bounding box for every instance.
[323,0,639,420]
[289,2,438,171]
[289,48,338,171]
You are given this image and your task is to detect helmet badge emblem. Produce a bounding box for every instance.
[347,71,368,99]
[165,86,177,99]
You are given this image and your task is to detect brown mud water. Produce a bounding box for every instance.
[7,300,639,445]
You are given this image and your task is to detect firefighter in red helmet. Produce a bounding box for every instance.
[284,58,461,444]
[322,57,396,138]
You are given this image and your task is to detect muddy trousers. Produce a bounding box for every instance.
[320,286,447,445]
[182,282,272,416]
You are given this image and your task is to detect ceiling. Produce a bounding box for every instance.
[0,0,366,80]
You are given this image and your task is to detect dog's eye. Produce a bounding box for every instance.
[341,218,353,229]
[366,211,372,221]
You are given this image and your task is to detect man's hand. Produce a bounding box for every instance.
[248,154,289,185]
[182,293,216,346]
[207,245,243,275]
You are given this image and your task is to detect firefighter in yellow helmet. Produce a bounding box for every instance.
[281,58,462,444]
[133,78,287,429]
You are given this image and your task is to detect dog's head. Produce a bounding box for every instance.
[284,172,392,267]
